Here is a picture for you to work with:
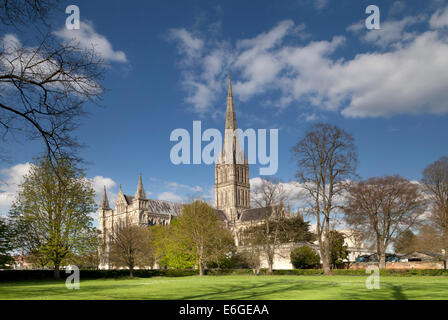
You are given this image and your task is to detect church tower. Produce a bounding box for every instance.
[215,75,250,223]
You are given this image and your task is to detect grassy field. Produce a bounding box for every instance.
[1,275,448,300]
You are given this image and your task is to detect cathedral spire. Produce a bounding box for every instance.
[225,74,237,130]
[100,186,110,209]
[135,174,146,199]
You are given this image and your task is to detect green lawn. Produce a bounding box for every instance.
[1,275,448,300]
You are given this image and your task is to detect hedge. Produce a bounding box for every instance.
[0,269,198,281]
[2,268,448,281]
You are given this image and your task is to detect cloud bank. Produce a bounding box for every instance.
[168,6,448,119]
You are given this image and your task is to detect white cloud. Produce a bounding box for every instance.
[315,0,328,11]
[349,16,425,48]
[165,181,203,193]
[430,6,448,28]
[54,21,127,63]
[90,176,117,205]
[389,1,406,16]
[1,33,102,96]
[169,10,448,118]
[0,163,32,214]
[0,162,117,214]
[168,28,204,60]
[158,191,183,202]
[249,177,307,210]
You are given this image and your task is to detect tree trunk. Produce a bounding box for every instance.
[267,262,274,275]
[379,252,386,269]
[322,229,331,275]
[322,252,331,275]
[129,266,134,278]
[54,263,60,280]
[199,262,204,276]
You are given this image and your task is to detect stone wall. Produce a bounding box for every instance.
[349,261,445,270]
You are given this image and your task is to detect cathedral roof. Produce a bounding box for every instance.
[146,199,184,216]
[214,209,228,221]
[124,195,134,205]
[239,207,272,222]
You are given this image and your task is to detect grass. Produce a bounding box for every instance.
[1,275,448,300]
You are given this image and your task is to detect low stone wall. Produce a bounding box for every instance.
[349,261,445,270]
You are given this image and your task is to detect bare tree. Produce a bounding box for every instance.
[0,0,60,29]
[243,177,314,274]
[0,35,105,163]
[415,224,445,266]
[421,156,448,269]
[251,177,288,208]
[0,1,105,164]
[292,123,357,274]
[109,221,154,278]
[344,175,427,269]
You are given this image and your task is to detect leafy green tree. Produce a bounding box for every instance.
[329,231,348,268]
[393,230,417,255]
[8,157,98,278]
[153,222,197,270]
[157,201,234,276]
[0,218,14,268]
[290,246,320,269]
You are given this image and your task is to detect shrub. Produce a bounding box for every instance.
[290,246,321,269]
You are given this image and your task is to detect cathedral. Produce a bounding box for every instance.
[98,76,368,269]
[98,76,280,257]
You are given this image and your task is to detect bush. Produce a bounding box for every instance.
[290,246,321,269]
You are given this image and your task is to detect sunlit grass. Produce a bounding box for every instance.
[1,275,448,300]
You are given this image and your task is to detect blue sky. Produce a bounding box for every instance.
[1,0,448,216]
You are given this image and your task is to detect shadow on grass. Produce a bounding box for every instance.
[3,276,448,300]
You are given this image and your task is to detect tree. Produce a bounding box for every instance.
[0,0,60,29]
[0,218,14,268]
[8,157,98,278]
[208,227,236,269]
[175,201,233,276]
[344,175,427,269]
[393,230,417,255]
[108,221,154,278]
[244,177,314,274]
[251,177,288,208]
[421,157,448,269]
[290,246,320,269]
[231,250,262,275]
[0,1,105,164]
[242,212,314,275]
[153,222,197,270]
[292,123,358,274]
[329,230,348,268]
